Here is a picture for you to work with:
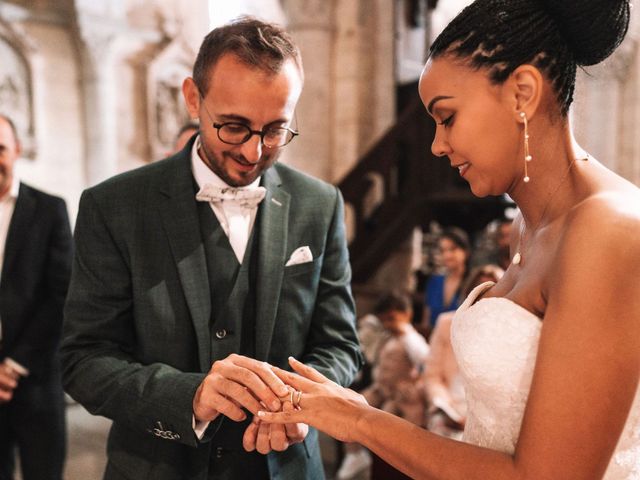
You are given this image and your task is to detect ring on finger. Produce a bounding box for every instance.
[293,390,302,409]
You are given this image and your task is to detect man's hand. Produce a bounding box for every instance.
[0,362,20,404]
[193,354,289,423]
[242,391,309,454]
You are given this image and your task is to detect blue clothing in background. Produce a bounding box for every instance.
[425,274,461,327]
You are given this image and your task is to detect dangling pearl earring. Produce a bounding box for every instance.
[520,112,532,183]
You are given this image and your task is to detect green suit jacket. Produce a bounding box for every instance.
[61,143,362,480]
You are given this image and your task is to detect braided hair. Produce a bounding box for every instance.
[429,0,631,115]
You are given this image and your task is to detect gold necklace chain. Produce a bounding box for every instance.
[512,154,589,266]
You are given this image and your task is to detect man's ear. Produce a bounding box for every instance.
[182,77,201,120]
[507,64,543,122]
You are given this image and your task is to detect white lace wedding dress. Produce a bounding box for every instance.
[451,282,640,479]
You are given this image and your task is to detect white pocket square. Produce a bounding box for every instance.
[285,246,313,267]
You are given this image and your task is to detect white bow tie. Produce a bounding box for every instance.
[195,184,267,209]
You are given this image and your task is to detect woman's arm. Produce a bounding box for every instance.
[259,198,640,480]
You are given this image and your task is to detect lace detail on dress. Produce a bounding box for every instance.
[452,282,640,479]
[611,401,640,480]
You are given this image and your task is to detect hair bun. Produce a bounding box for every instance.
[538,0,631,66]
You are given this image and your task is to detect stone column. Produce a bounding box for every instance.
[281,0,335,182]
[74,2,122,186]
[573,11,640,186]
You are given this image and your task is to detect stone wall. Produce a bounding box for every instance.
[0,0,209,222]
[1,0,638,230]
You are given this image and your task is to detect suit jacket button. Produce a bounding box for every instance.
[215,329,227,339]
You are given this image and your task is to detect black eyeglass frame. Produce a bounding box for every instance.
[211,122,299,149]
[199,94,299,149]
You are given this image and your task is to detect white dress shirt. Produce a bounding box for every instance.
[191,136,262,263]
[189,136,265,437]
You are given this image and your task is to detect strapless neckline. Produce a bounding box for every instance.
[457,281,541,324]
[451,281,640,478]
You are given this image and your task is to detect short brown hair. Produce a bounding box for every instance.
[193,16,303,96]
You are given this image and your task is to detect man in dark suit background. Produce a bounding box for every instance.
[62,17,362,480]
[0,114,73,479]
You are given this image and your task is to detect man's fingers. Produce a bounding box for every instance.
[0,387,13,403]
[194,383,246,423]
[242,418,260,452]
[269,422,289,452]
[210,392,247,422]
[214,356,285,411]
[283,401,307,444]
[228,355,289,397]
[0,371,17,390]
[215,377,264,414]
[256,420,271,454]
[196,355,306,426]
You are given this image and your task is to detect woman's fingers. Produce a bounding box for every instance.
[288,357,330,383]
[258,409,305,425]
[271,367,312,392]
[270,359,333,394]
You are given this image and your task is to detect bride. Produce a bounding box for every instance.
[257,0,640,478]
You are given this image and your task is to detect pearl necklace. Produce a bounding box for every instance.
[512,155,589,266]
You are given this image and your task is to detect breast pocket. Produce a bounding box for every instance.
[283,256,322,277]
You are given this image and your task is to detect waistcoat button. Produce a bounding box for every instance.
[215,329,227,339]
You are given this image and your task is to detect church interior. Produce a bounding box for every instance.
[1,0,639,478]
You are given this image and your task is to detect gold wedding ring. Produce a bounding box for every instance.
[284,388,302,409]
[293,390,302,409]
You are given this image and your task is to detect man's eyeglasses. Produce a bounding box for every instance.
[213,122,298,148]
[199,96,298,149]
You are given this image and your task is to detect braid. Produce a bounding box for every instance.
[430,0,630,116]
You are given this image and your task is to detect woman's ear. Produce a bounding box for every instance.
[507,64,544,122]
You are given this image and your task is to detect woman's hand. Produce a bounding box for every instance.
[257,357,369,443]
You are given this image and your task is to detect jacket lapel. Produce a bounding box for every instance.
[156,154,211,372]
[2,184,36,278]
[255,167,290,361]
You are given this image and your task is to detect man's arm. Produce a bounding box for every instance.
[61,190,205,447]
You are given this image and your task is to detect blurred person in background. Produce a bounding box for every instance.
[423,264,504,438]
[0,113,73,480]
[422,227,470,335]
[337,292,429,480]
[171,121,199,155]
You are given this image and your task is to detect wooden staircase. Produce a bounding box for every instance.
[339,95,508,284]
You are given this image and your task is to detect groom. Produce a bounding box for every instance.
[61,17,362,480]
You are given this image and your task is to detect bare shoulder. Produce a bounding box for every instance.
[551,185,640,301]
[566,186,640,249]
